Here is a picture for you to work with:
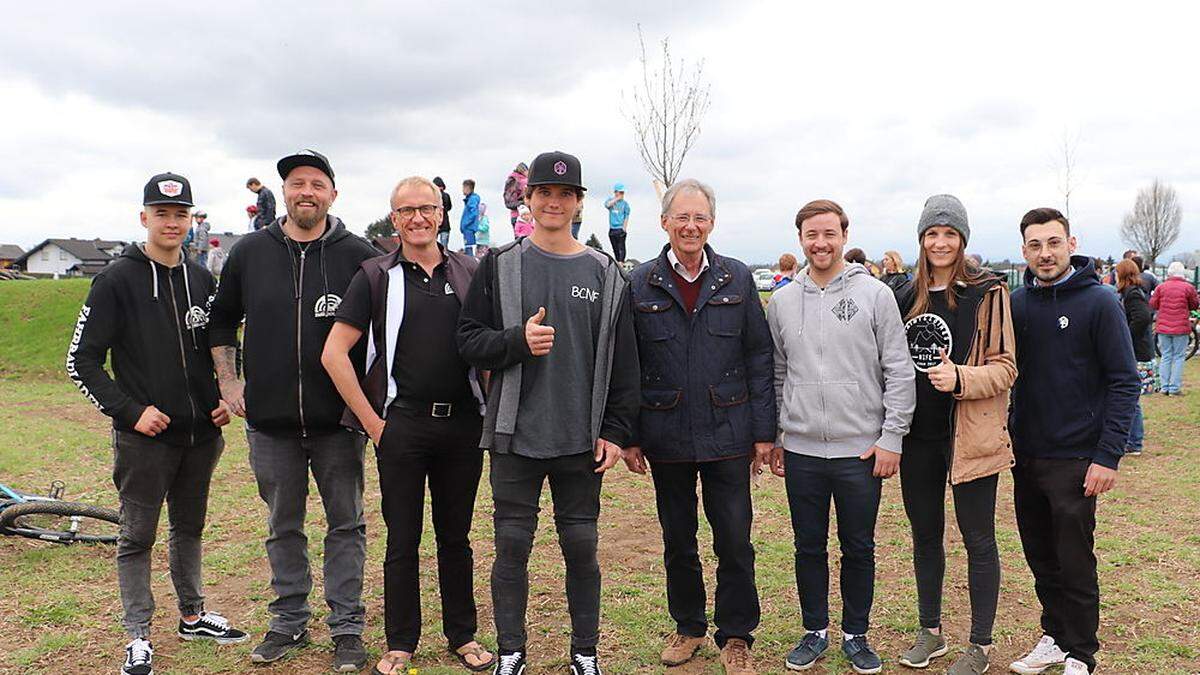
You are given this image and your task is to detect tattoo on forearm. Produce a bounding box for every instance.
[213,346,239,384]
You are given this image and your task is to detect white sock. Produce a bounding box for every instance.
[844,633,864,642]
[811,629,828,640]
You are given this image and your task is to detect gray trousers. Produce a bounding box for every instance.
[112,430,224,639]
[247,428,367,637]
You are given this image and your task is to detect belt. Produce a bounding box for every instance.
[389,397,474,419]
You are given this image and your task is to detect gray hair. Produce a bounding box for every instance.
[661,178,716,219]
[390,175,440,208]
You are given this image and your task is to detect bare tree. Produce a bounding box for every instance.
[1053,127,1081,219]
[622,26,711,194]
[1121,179,1182,267]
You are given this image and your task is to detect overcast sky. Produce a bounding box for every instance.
[2,1,1197,265]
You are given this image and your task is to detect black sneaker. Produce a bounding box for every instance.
[122,638,153,675]
[493,650,527,675]
[178,611,249,645]
[333,634,369,672]
[786,631,829,670]
[842,635,882,675]
[569,651,602,675]
[250,630,309,664]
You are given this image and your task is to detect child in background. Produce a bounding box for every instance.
[475,202,491,257]
[513,204,535,238]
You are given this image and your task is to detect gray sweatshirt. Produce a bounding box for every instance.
[766,263,915,458]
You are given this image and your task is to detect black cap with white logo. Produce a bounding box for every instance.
[527,151,586,191]
[277,149,335,187]
[143,172,194,207]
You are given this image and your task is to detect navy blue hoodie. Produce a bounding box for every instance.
[1009,255,1140,469]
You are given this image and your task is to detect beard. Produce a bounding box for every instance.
[288,207,327,231]
[1032,259,1071,282]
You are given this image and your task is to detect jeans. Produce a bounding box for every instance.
[437,231,449,248]
[1157,333,1189,394]
[571,221,582,240]
[112,430,224,638]
[490,451,603,652]
[247,428,367,637]
[784,452,881,635]
[1012,456,1099,671]
[376,407,484,652]
[1128,402,1145,451]
[899,437,1000,645]
[650,456,759,648]
[462,228,476,257]
[608,229,627,263]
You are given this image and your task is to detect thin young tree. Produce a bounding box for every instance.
[622,26,711,197]
[1121,179,1182,268]
[1054,127,1082,219]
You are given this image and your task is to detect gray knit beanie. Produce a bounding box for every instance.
[918,194,970,244]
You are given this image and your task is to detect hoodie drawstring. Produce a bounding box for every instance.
[319,238,330,307]
[181,261,199,351]
[150,260,159,301]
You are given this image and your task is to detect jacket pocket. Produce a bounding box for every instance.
[635,299,675,342]
[953,395,1011,461]
[710,380,750,449]
[705,294,744,337]
[639,388,683,452]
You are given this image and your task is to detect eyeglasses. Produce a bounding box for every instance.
[394,204,440,219]
[668,213,712,226]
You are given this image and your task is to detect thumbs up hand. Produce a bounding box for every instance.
[927,348,958,393]
[525,306,555,356]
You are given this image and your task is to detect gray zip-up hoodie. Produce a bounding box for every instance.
[766,263,915,458]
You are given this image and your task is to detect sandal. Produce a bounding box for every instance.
[450,641,496,672]
[372,651,411,675]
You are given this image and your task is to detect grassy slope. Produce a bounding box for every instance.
[0,278,91,378]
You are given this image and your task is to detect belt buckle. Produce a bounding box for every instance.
[431,402,452,418]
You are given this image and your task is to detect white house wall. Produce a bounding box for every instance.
[24,244,82,276]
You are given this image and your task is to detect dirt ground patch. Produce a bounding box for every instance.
[1,373,1198,673]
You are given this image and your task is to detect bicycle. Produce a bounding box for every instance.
[0,480,120,544]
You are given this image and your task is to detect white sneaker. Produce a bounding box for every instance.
[1009,635,1067,674]
[1062,657,1090,674]
[121,638,153,675]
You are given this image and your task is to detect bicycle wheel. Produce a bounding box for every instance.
[0,500,120,544]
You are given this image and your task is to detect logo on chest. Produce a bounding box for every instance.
[571,285,599,303]
[184,305,209,330]
[314,294,342,318]
[905,313,952,372]
[1058,315,1070,330]
[831,297,860,323]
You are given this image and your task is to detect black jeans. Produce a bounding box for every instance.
[900,437,1000,645]
[1013,456,1099,671]
[112,431,224,638]
[784,453,880,635]
[376,407,484,652]
[490,451,603,652]
[650,457,760,648]
[608,229,627,263]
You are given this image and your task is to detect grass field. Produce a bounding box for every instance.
[0,279,1198,674]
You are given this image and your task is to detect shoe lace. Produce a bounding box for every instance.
[496,652,523,675]
[725,641,751,668]
[1029,636,1059,660]
[573,654,599,675]
[199,612,230,630]
[127,639,152,665]
[665,634,691,649]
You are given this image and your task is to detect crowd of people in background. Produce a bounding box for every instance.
[64,148,1198,675]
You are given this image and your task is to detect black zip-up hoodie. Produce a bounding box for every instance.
[66,244,221,446]
[208,216,376,436]
[1009,255,1140,469]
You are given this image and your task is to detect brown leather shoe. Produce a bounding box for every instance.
[720,638,756,675]
[661,633,706,666]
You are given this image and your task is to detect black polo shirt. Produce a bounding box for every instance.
[337,250,473,404]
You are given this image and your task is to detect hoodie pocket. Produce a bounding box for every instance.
[821,381,874,441]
